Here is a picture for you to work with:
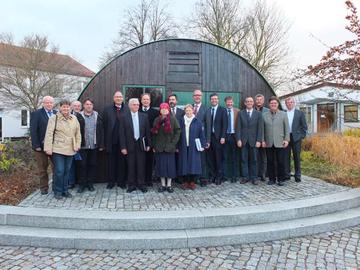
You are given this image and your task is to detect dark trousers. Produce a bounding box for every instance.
[79,149,97,187]
[266,146,286,183]
[52,153,73,195]
[257,147,267,179]
[224,134,240,179]
[34,150,53,191]
[285,134,302,179]
[207,133,225,179]
[127,140,146,188]
[145,149,154,185]
[108,144,127,185]
[68,157,81,186]
[241,143,258,181]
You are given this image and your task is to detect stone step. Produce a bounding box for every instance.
[0,207,359,250]
[1,189,359,231]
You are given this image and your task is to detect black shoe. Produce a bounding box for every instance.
[252,180,259,185]
[40,189,48,195]
[106,183,115,189]
[54,194,63,200]
[240,179,248,184]
[146,182,153,187]
[62,192,72,198]
[167,186,174,193]
[118,183,126,189]
[68,184,75,189]
[267,180,276,185]
[88,184,95,191]
[295,177,301,183]
[77,186,85,193]
[139,187,148,193]
[259,176,266,182]
[126,187,136,193]
[284,176,291,181]
[158,186,166,193]
[277,181,285,186]
[200,179,208,187]
[215,178,221,185]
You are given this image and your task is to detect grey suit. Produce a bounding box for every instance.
[236,109,263,181]
[285,109,308,180]
[263,110,290,184]
[255,106,269,180]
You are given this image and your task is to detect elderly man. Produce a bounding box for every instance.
[120,98,151,193]
[262,96,290,186]
[99,91,129,189]
[284,97,308,182]
[30,96,57,195]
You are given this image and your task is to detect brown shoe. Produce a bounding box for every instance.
[189,182,197,190]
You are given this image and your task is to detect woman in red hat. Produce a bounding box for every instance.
[151,103,181,193]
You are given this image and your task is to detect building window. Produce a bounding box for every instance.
[299,105,312,133]
[123,85,164,108]
[21,110,28,126]
[344,105,358,122]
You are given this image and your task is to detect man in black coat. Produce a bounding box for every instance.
[168,94,184,123]
[120,98,151,193]
[205,93,228,185]
[193,89,208,186]
[284,97,308,182]
[139,93,158,186]
[236,96,264,185]
[99,91,129,189]
[30,96,57,195]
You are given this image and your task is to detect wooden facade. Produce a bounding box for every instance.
[79,39,275,182]
[79,39,275,110]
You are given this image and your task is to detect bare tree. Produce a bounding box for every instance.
[188,0,248,50]
[0,33,77,112]
[99,0,178,67]
[189,0,291,89]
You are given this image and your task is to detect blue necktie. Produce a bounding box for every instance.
[47,111,52,118]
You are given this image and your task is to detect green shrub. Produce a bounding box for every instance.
[343,128,360,137]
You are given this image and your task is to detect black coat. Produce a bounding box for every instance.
[140,107,158,127]
[235,109,263,147]
[30,107,57,150]
[172,107,184,123]
[119,112,151,153]
[289,109,308,142]
[205,106,228,143]
[99,103,129,152]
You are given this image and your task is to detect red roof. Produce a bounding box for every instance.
[0,43,95,78]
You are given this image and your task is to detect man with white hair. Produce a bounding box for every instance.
[30,96,57,195]
[120,98,151,193]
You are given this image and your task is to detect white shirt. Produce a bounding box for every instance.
[287,109,295,133]
[246,108,253,118]
[142,107,149,112]
[131,111,140,140]
[193,103,202,115]
[226,107,235,134]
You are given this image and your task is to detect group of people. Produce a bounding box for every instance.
[30,89,307,199]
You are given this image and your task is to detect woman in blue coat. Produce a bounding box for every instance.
[178,104,206,190]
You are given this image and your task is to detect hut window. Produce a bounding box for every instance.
[344,105,358,122]
[124,86,164,108]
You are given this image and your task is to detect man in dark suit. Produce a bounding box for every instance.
[224,96,240,183]
[120,98,151,193]
[168,94,184,123]
[255,94,269,181]
[140,93,158,187]
[30,96,57,195]
[193,89,208,186]
[99,91,129,189]
[205,93,228,185]
[284,97,308,182]
[236,96,263,185]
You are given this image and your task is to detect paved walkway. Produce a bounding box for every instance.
[19,176,349,211]
[0,225,359,270]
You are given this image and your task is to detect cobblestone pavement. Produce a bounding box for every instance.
[19,176,349,211]
[0,225,358,270]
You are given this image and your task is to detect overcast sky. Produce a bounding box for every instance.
[1,0,358,73]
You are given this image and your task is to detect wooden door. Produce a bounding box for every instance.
[317,103,335,132]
